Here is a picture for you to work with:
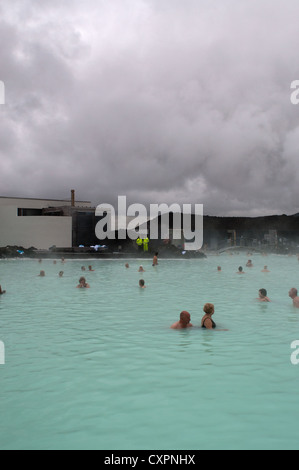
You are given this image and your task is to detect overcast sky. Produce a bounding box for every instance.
[1,0,299,216]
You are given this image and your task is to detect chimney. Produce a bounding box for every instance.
[71,189,75,207]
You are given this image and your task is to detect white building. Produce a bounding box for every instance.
[0,195,92,249]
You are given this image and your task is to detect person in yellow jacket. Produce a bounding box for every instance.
[143,237,149,252]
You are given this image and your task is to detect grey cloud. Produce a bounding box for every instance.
[1,0,299,215]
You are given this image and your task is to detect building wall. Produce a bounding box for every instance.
[0,197,91,249]
[0,206,72,249]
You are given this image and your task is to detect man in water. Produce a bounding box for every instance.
[289,288,299,308]
[261,266,270,272]
[171,311,193,330]
[153,252,159,266]
[258,288,271,302]
[237,266,245,274]
[139,279,146,289]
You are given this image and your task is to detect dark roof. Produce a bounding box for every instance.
[0,196,91,204]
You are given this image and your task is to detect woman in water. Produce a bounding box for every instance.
[77,277,90,288]
[201,303,217,329]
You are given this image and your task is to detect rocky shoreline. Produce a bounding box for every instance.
[0,245,207,260]
[0,246,39,259]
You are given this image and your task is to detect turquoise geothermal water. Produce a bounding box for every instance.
[0,255,299,450]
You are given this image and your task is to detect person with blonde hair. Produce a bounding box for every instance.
[261,266,270,273]
[201,303,217,329]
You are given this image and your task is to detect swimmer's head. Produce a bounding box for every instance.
[203,303,215,315]
[289,288,298,299]
[180,311,191,324]
[259,288,267,298]
[217,266,221,271]
[79,276,86,284]
[238,266,243,272]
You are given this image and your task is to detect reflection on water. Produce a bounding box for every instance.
[176,328,195,353]
[258,302,269,312]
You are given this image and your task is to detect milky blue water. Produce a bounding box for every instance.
[0,254,299,450]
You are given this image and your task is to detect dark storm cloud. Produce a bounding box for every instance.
[1,0,299,215]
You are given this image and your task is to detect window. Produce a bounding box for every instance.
[17,208,43,217]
